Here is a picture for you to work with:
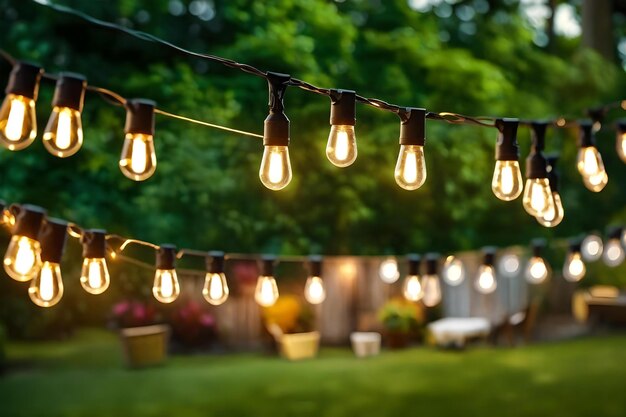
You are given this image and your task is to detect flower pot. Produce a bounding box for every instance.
[120,324,169,368]
[385,330,410,349]
[278,331,320,360]
[350,332,381,358]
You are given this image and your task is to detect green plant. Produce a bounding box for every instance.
[377,298,423,334]
[262,295,315,334]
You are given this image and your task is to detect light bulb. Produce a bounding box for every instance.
[80,258,110,295]
[603,238,625,267]
[28,261,64,307]
[43,106,83,157]
[523,178,553,216]
[403,275,423,302]
[203,272,229,305]
[616,129,626,163]
[153,269,180,303]
[394,145,427,190]
[304,276,326,304]
[498,253,520,278]
[492,160,523,201]
[563,252,586,282]
[259,145,292,190]
[326,125,357,167]
[255,275,279,307]
[577,146,605,178]
[442,256,465,286]
[0,94,37,150]
[422,274,441,307]
[582,170,608,192]
[475,265,497,294]
[3,235,41,282]
[119,133,157,181]
[581,234,603,261]
[0,62,42,150]
[525,257,549,284]
[536,192,564,227]
[379,257,400,283]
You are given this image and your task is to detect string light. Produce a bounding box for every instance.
[28,218,67,307]
[402,254,423,302]
[492,119,523,201]
[379,257,400,283]
[498,252,520,278]
[536,155,564,227]
[326,90,357,167]
[442,255,465,286]
[394,108,427,191]
[523,122,554,217]
[525,239,550,284]
[563,240,586,282]
[79,229,110,295]
[475,247,497,294]
[3,204,45,282]
[422,253,442,307]
[577,121,608,192]
[602,227,625,267]
[304,255,326,305]
[202,251,229,306]
[616,121,626,163]
[152,244,180,303]
[255,256,279,307]
[119,99,157,181]
[581,233,603,261]
[0,61,42,150]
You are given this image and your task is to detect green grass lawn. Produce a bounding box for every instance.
[2,330,626,417]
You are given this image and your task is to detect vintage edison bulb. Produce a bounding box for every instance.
[536,192,564,227]
[577,146,605,179]
[80,258,110,295]
[403,275,423,302]
[42,107,83,157]
[581,235,603,261]
[202,272,229,305]
[304,276,326,304]
[152,269,180,303]
[326,125,357,167]
[119,133,157,181]
[499,254,520,278]
[442,256,465,286]
[3,235,41,281]
[259,146,292,190]
[421,274,442,307]
[522,178,553,216]
[379,258,400,283]
[525,257,549,284]
[394,145,426,190]
[563,253,586,282]
[582,170,608,193]
[0,94,37,150]
[603,239,625,267]
[475,265,497,294]
[616,132,626,163]
[255,275,279,307]
[28,261,64,307]
[492,160,523,201]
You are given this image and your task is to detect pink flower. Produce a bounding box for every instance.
[113,301,130,317]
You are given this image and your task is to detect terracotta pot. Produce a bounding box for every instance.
[119,324,169,368]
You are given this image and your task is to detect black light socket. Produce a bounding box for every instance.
[482,247,497,266]
[526,151,548,179]
[5,61,43,100]
[124,99,156,136]
[11,204,46,240]
[617,120,626,134]
[263,72,291,147]
[329,89,356,126]
[569,240,582,254]
[399,107,426,146]
[51,72,86,112]
[308,255,323,277]
[81,229,107,259]
[424,253,439,275]
[407,254,421,276]
[578,121,596,148]
[39,218,68,263]
[531,239,546,257]
[260,255,276,277]
[206,251,225,274]
[607,226,623,240]
[546,155,560,192]
[495,118,519,161]
[530,122,547,152]
[156,244,177,270]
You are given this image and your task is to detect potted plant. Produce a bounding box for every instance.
[261,295,320,360]
[111,300,168,368]
[169,300,217,350]
[377,297,423,348]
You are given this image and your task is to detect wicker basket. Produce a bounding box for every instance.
[120,324,169,368]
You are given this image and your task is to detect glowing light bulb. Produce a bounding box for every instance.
[403,275,423,302]
[28,261,64,307]
[394,145,427,190]
[525,257,549,284]
[492,160,523,201]
[305,276,326,304]
[498,253,520,278]
[326,125,357,167]
[80,258,110,295]
[422,274,441,307]
[0,95,37,150]
[563,252,586,282]
[442,256,465,286]
[42,106,83,157]
[379,257,400,283]
[616,130,626,163]
[603,238,625,267]
[475,265,497,294]
[255,275,279,307]
[536,192,564,227]
[153,269,180,303]
[203,272,229,305]
[259,146,292,190]
[3,235,41,281]
[582,170,608,192]
[523,178,553,216]
[119,133,157,181]
[577,146,604,178]
[581,234,603,261]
